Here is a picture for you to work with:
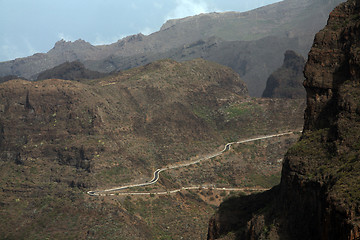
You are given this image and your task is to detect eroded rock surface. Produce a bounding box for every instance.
[262,50,306,99]
[208,0,360,239]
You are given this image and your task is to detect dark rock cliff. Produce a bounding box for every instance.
[36,61,107,81]
[0,75,27,83]
[208,0,360,239]
[262,50,306,99]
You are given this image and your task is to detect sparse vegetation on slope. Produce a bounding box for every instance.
[0,59,304,239]
[208,1,360,239]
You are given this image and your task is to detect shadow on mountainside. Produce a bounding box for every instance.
[208,186,284,240]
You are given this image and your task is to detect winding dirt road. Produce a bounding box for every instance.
[100,186,270,196]
[87,131,299,196]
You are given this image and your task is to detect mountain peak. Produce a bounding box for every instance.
[52,39,92,50]
[160,12,231,31]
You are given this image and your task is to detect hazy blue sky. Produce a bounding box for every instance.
[0,0,281,62]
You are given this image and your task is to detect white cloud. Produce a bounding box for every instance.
[165,0,210,20]
[57,32,75,42]
[92,33,129,46]
[0,43,22,61]
[23,38,38,56]
[0,37,31,61]
[140,27,155,36]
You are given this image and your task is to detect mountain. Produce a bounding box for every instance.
[85,35,303,98]
[0,75,27,84]
[0,58,248,175]
[0,58,306,239]
[208,0,360,239]
[0,0,345,96]
[262,50,306,99]
[36,61,108,81]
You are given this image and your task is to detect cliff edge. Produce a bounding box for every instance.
[208,0,360,239]
[262,50,306,99]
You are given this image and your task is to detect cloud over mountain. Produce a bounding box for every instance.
[165,0,211,20]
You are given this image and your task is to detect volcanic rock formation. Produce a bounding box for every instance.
[208,0,360,239]
[36,61,107,81]
[262,50,306,99]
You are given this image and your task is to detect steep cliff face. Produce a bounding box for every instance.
[280,0,360,238]
[208,0,360,239]
[262,50,306,99]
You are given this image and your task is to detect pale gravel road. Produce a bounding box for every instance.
[87,131,300,196]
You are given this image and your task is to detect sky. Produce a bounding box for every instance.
[0,0,281,62]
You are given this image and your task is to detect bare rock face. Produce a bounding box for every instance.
[262,50,306,99]
[303,0,360,132]
[36,61,107,81]
[208,0,360,239]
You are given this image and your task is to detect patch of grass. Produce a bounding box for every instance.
[247,173,281,188]
[97,164,132,184]
[123,198,136,214]
[225,102,262,119]
[192,105,215,124]
[287,128,333,159]
[333,153,360,204]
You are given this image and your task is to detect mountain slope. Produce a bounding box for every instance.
[262,50,306,99]
[208,0,360,239]
[85,36,303,97]
[0,58,306,239]
[0,59,247,239]
[36,61,108,81]
[0,59,248,176]
[0,0,345,96]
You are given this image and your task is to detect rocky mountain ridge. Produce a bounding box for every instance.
[0,0,345,96]
[208,0,360,239]
[262,50,306,99]
[36,61,107,81]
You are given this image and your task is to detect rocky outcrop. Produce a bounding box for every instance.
[0,75,27,83]
[0,79,100,169]
[208,0,360,239]
[36,61,107,81]
[262,50,306,99]
[56,146,92,172]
